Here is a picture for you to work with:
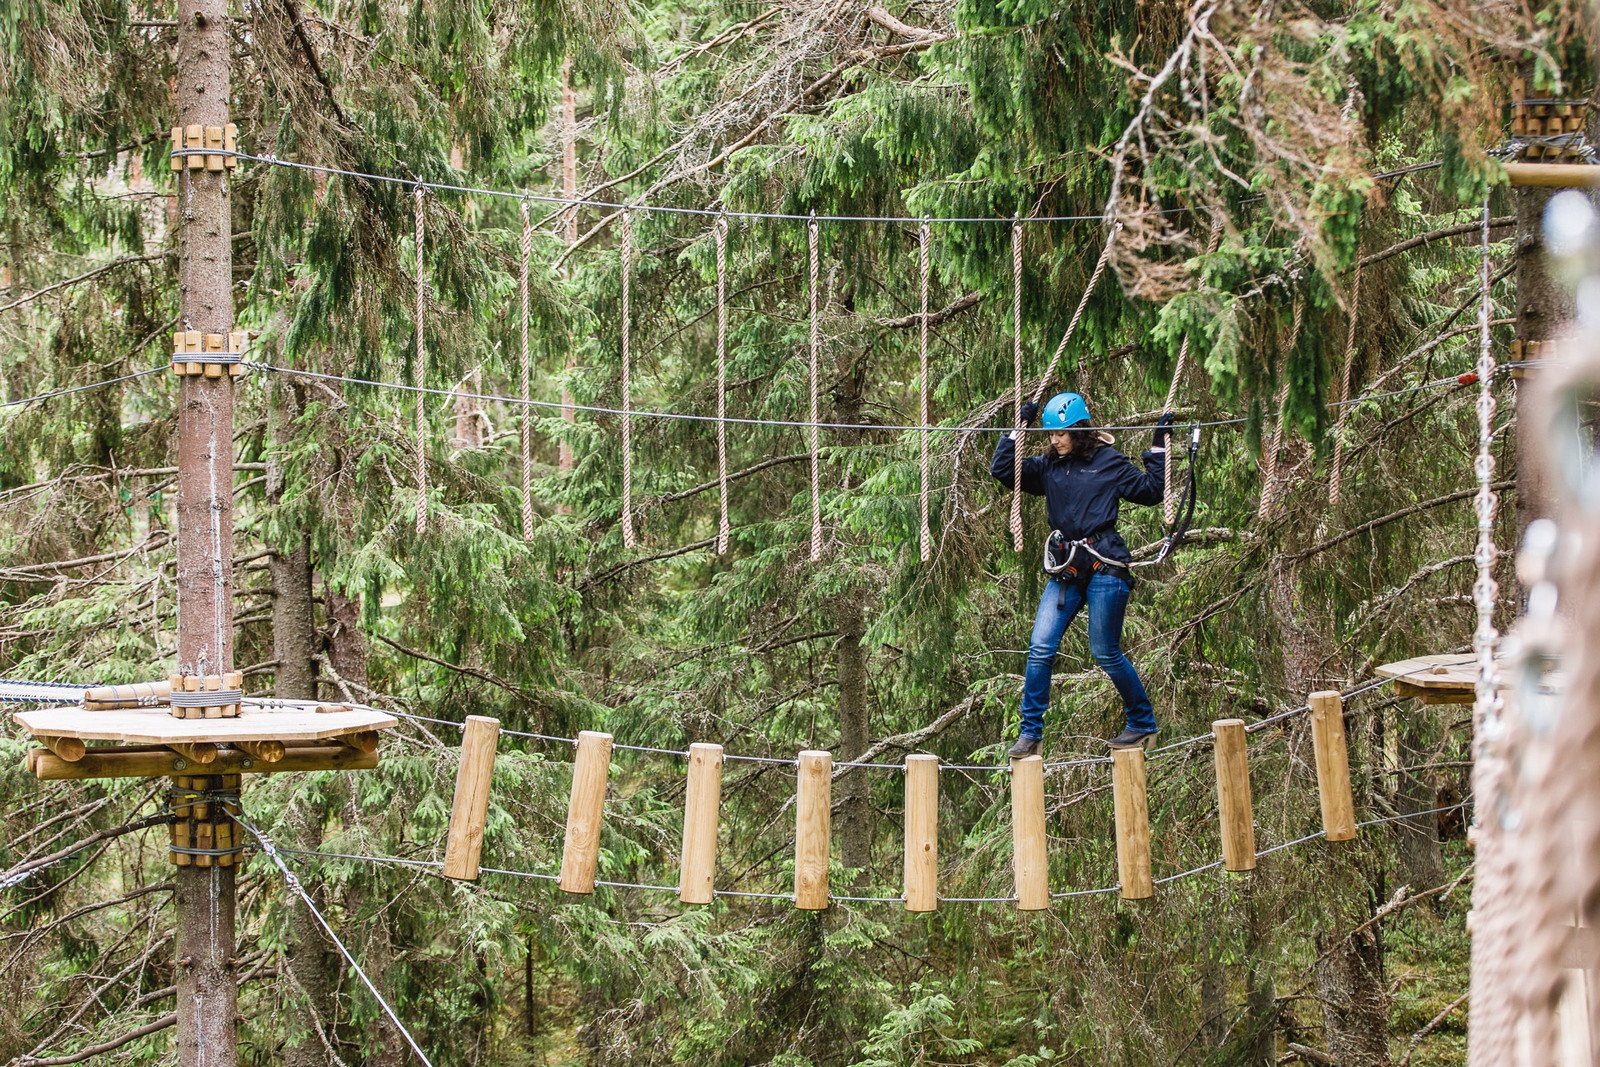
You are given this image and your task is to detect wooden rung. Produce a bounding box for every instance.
[442,716,500,882]
[1112,747,1153,900]
[170,127,184,172]
[168,742,219,766]
[233,740,284,764]
[1011,754,1049,910]
[37,734,86,763]
[1213,719,1256,872]
[172,818,191,866]
[1309,691,1357,842]
[679,742,723,904]
[903,754,938,912]
[186,124,204,170]
[794,750,832,910]
[205,126,225,171]
[559,731,612,893]
[202,674,222,719]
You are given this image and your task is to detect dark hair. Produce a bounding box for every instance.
[1046,420,1102,460]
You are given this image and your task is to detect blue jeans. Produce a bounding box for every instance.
[1019,572,1155,739]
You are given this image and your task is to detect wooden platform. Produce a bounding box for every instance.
[1374,654,1480,704]
[1374,653,1567,704]
[12,699,397,779]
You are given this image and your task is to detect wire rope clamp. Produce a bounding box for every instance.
[167,672,244,719]
[170,123,238,171]
[171,330,247,377]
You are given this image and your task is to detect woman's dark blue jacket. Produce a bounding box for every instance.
[990,434,1165,565]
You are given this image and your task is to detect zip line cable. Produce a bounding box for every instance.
[2,367,165,408]
[236,817,439,1067]
[243,362,1484,437]
[206,149,1443,227]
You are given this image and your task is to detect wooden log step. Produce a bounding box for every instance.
[35,743,379,780]
[233,740,285,763]
[38,735,86,762]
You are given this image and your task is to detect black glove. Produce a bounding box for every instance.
[1019,401,1040,427]
[1152,412,1176,451]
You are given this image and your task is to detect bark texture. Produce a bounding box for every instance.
[1317,928,1393,1066]
[1513,141,1572,539]
[174,2,237,1065]
[1395,715,1444,891]
[835,597,871,875]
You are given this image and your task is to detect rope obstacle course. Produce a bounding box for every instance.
[4,97,1564,1065]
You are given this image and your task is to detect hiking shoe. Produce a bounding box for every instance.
[1007,735,1042,759]
[1108,728,1157,750]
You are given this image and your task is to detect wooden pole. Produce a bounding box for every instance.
[1011,754,1049,910]
[1213,719,1257,871]
[1502,162,1600,187]
[559,731,612,893]
[1309,691,1357,842]
[442,716,501,881]
[679,742,722,904]
[34,744,378,781]
[1112,747,1153,899]
[794,750,831,909]
[903,754,938,912]
[174,0,237,1057]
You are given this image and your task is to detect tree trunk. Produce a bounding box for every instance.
[1394,712,1444,891]
[1513,109,1572,546]
[1317,928,1393,1066]
[323,581,368,698]
[1243,873,1278,1067]
[835,598,871,876]
[283,802,336,1067]
[268,378,316,703]
[1199,879,1226,1050]
[173,0,237,1064]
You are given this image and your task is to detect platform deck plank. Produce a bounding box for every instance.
[12,699,396,745]
[1372,654,1478,690]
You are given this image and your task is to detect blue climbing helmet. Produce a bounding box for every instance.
[1040,392,1091,430]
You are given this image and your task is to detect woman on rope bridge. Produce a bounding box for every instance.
[991,392,1174,757]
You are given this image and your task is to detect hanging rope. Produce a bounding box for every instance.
[1011,216,1024,553]
[519,198,534,541]
[808,212,822,563]
[1329,247,1363,508]
[1164,219,1224,525]
[1256,296,1305,522]
[919,217,932,563]
[414,183,428,535]
[1033,222,1120,405]
[620,206,636,549]
[715,210,730,556]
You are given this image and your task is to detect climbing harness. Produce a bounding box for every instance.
[1043,529,1134,608]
